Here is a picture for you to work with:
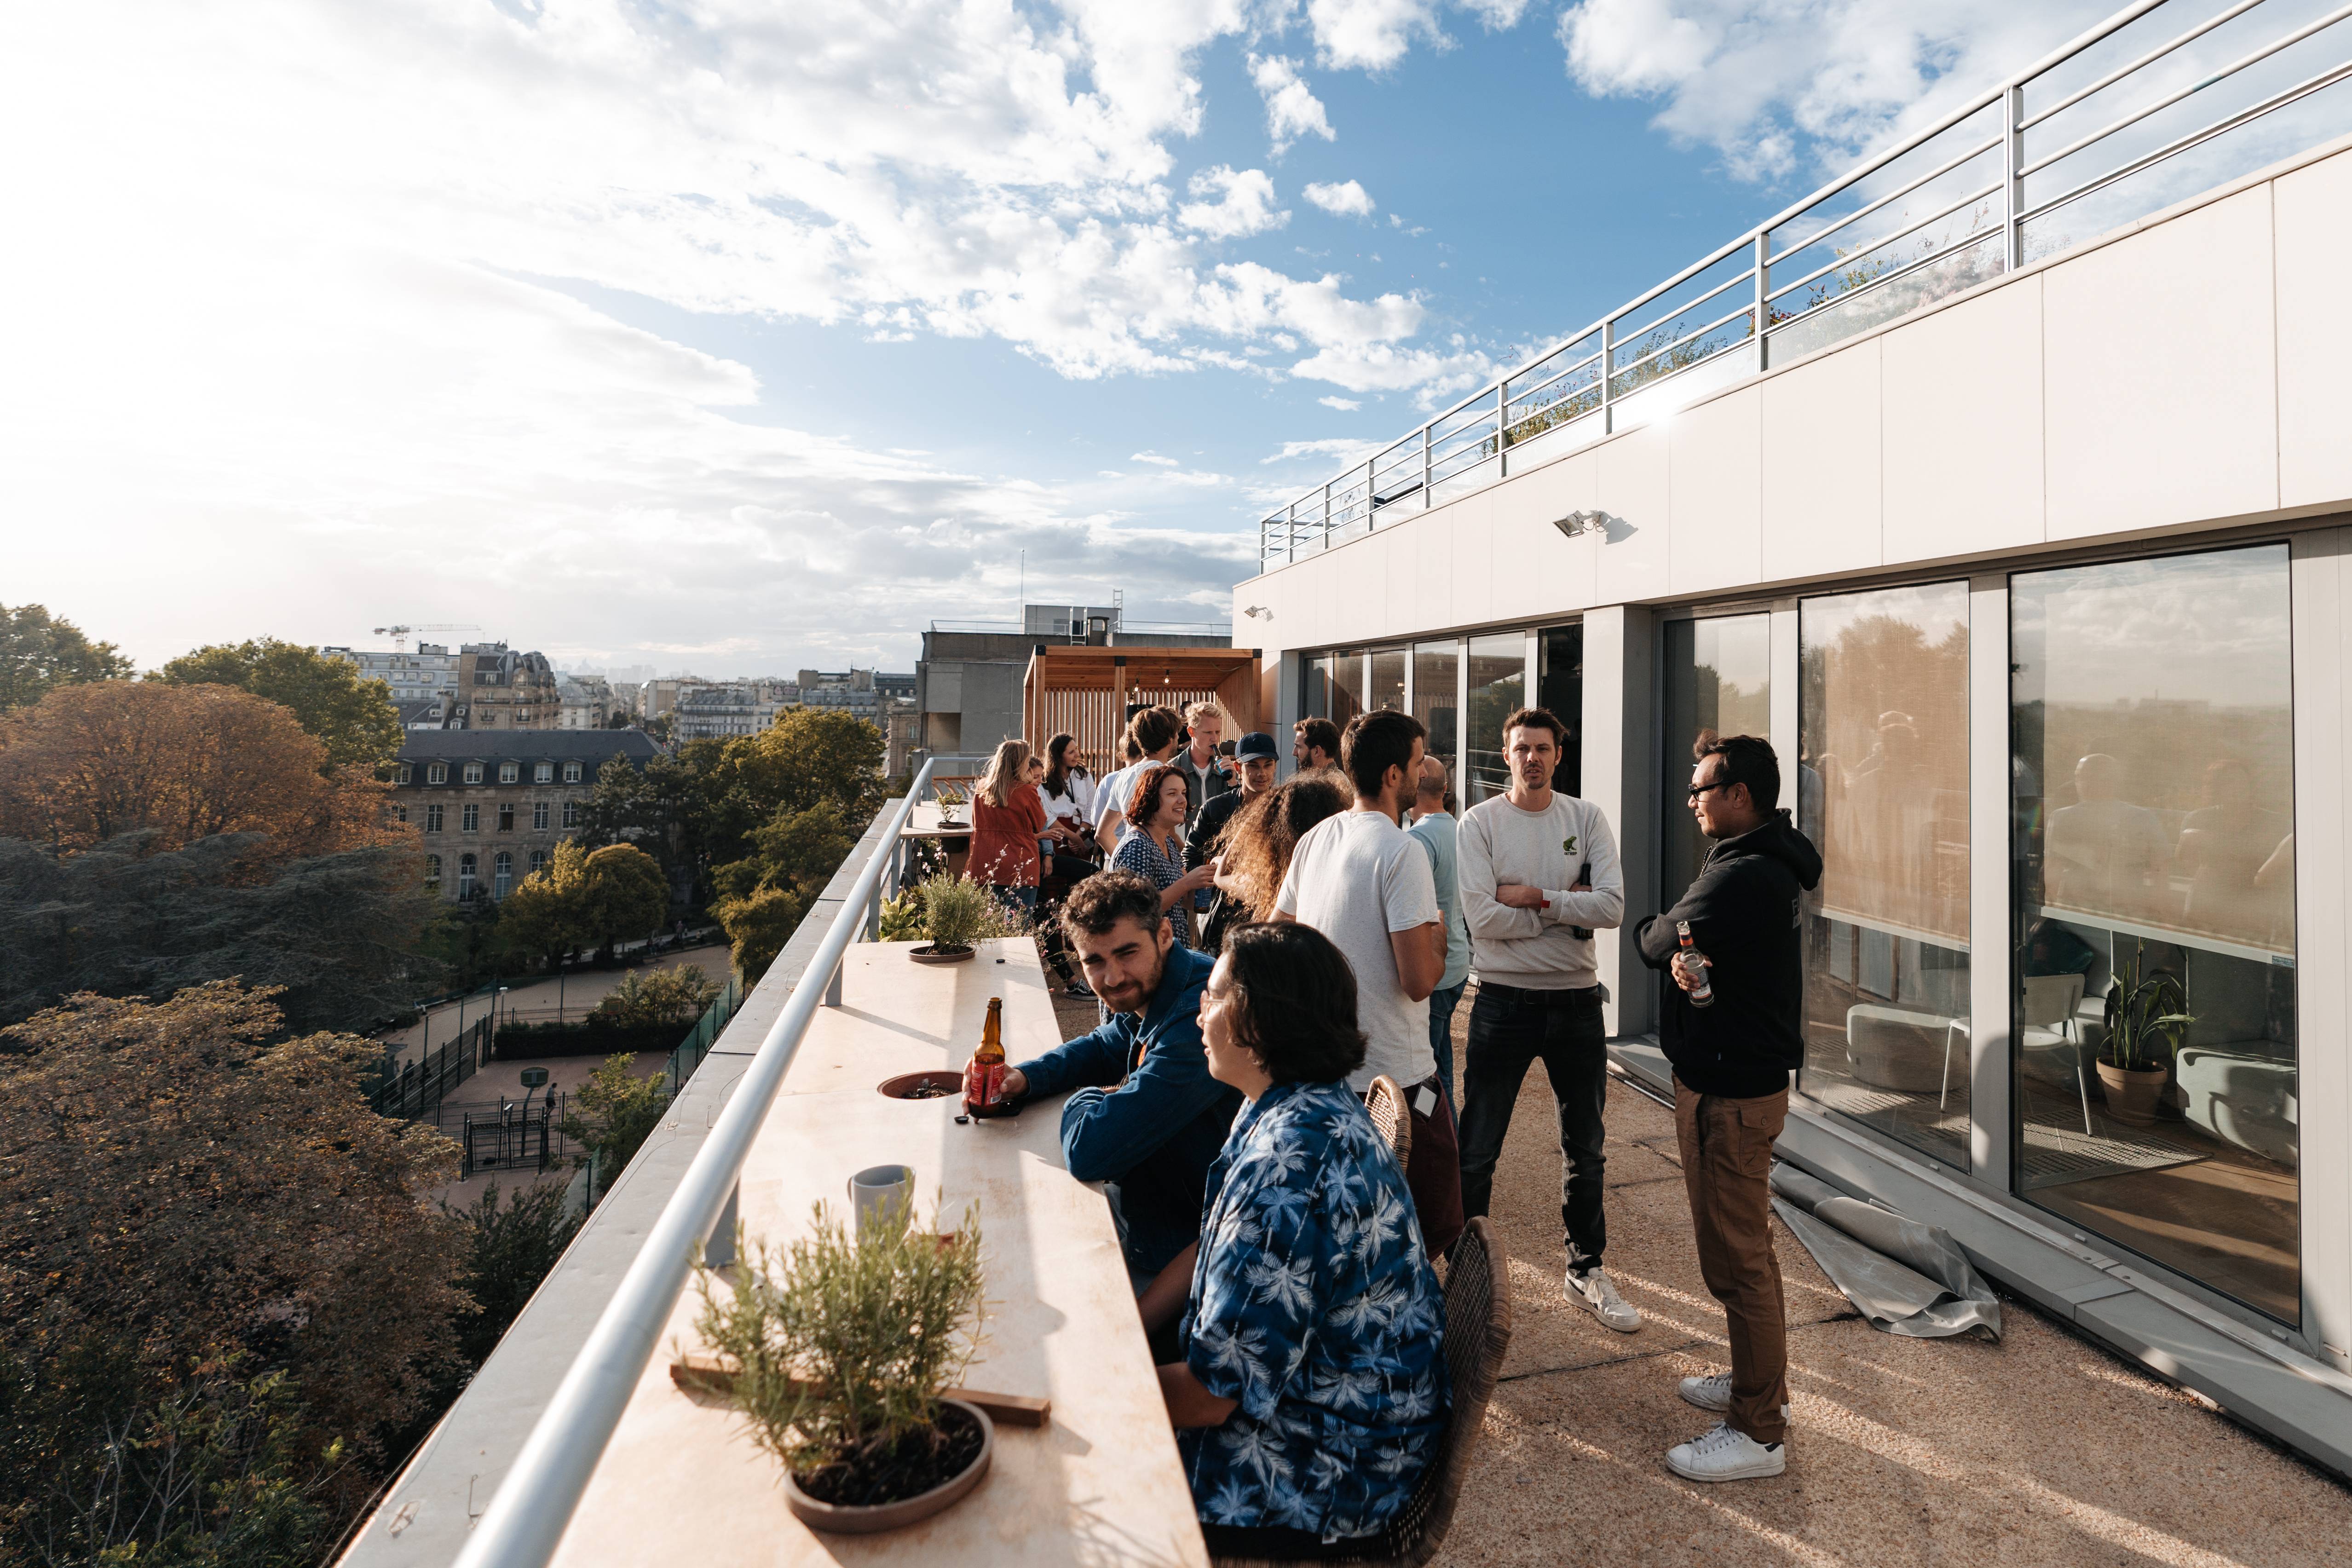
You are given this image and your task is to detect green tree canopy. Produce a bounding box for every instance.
[0,603,133,712]
[497,839,593,969]
[154,637,404,776]
[706,708,886,830]
[578,842,670,957]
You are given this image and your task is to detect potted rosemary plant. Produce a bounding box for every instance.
[695,1196,990,1533]
[2098,940,2193,1127]
[933,784,969,828]
[902,870,1023,964]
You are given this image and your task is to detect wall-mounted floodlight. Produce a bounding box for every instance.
[1242,605,1270,619]
[1552,509,1610,539]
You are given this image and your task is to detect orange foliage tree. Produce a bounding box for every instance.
[0,680,392,864]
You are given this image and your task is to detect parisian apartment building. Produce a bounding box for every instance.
[392,729,661,901]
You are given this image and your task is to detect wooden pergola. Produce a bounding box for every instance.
[1021,644,1265,767]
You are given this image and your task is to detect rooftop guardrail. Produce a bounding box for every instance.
[1257,0,2352,567]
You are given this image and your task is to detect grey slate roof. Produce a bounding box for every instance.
[395,730,661,767]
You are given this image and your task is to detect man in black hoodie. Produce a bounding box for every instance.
[1635,733,1821,1483]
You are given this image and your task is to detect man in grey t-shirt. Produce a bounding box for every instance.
[1274,709,1462,1259]
[1407,754,1471,1107]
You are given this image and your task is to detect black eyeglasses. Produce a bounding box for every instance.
[1688,780,1735,802]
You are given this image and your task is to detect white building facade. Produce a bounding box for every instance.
[1236,94,2352,1475]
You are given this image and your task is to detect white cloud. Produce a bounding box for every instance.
[1318,395,1363,410]
[1305,0,1533,72]
[1262,437,1384,463]
[1557,0,2112,180]
[1178,166,1291,239]
[1131,450,1182,466]
[1303,179,1377,217]
[1249,53,1337,154]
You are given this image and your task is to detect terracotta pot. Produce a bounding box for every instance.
[909,943,976,965]
[2097,1061,2168,1127]
[784,1400,993,1533]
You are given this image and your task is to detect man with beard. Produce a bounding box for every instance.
[963,870,1237,1289]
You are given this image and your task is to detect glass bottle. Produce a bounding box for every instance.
[969,997,1007,1110]
[1676,921,1714,1007]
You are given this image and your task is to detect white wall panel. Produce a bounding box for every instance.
[2275,149,2352,512]
[2291,530,2352,1367]
[1762,338,1883,582]
[1594,422,1671,605]
[1450,494,1496,630]
[1883,277,2046,564]
[2045,185,2278,540]
[1530,450,1602,617]
[1413,500,1456,638]
[1668,384,1764,596]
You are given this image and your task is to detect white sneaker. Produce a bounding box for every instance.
[1677,1372,1790,1418]
[1567,1266,1642,1332]
[1666,1420,1786,1482]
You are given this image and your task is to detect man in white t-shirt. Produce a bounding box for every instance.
[1458,706,1636,1332]
[1274,708,1462,1259]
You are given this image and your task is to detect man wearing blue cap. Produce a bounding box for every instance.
[1188,731,1279,952]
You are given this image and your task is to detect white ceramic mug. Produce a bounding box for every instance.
[845,1163,915,1236]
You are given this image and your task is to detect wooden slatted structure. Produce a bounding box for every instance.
[1021,645,1262,767]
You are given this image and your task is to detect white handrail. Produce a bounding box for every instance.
[450,758,936,1568]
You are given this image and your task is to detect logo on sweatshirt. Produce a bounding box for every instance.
[1563,835,1578,856]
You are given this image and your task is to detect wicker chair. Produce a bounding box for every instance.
[1364,1073,1413,1168]
[1211,1216,1514,1568]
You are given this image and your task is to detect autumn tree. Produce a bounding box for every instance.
[578,842,670,958]
[709,799,856,983]
[0,983,468,1559]
[0,681,391,866]
[154,637,404,777]
[496,838,593,969]
[705,707,886,832]
[0,603,133,713]
[561,1052,672,1194]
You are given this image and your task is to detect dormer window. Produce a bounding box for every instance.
[535,762,553,783]
[500,762,519,784]
[463,762,484,784]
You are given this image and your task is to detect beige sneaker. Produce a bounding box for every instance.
[1567,1266,1642,1332]
[1666,1421,1786,1482]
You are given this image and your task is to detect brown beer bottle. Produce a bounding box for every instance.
[969,997,1007,1111]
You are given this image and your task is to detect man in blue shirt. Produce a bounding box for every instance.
[963,870,1239,1285]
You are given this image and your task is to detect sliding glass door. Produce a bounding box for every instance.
[1661,614,1772,908]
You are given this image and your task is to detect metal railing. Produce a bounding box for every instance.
[663,973,744,1096]
[449,758,936,1568]
[367,1015,491,1122]
[1258,0,2352,565]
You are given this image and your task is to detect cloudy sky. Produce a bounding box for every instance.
[1,0,2113,676]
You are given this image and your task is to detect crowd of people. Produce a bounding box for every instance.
[955,698,1822,1549]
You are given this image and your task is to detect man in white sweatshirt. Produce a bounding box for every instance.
[1457,706,1636,1330]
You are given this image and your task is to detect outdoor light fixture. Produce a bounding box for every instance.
[1552,509,1610,539]
[1242,605,1270,619]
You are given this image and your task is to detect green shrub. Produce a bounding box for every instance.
[590,964,719,1029]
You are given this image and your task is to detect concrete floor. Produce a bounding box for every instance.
[1436,1064,2352,1568]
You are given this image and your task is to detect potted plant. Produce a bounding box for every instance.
[695,1196,990,1533]
[933,785,969,827]
[2098,940,2193,1127]
[904,870,1023,964]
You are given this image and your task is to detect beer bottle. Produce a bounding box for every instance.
[1676,921,1714,1008]
[968,997,1007,1110]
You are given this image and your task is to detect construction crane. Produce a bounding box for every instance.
[373,623,479,653]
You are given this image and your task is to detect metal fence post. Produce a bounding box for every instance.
[1495,380,1509,476]
[2004,82,2027,270]
[1601,317,1616,433]
[1753,231,1770,373]
[1420,425,1431,510]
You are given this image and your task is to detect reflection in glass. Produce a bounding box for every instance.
[1465,634,1526,805]
[1662,615,1772,907]
[1330,651,1365,731]
[1371,649,1407,714]
[1412,641,1459,798]
[1539,625,1584,799]
[1303,654,1332,719]
[1799,585,1970,1169]
[2012,546,2298,1323]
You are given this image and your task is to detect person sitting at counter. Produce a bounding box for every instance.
[961,871,1239,1286]
[1151,922,1449,1556]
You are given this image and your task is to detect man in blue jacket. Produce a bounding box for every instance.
[963,870,1238,1287]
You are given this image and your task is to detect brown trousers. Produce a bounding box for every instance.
[1673,1078,1789,1445]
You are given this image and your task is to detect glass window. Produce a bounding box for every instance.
[535,761,554,783]
[462,803,479,833]
[1800,584,1972,1169]
[393,805,409,824]
[1370,649,1407,714]
[458,852,478,899]
[463,762,484,784]
[1411,640,1458,796]
[425,804,444,833]
[498,803,515,832]
[533,801,550,830]
[425,854,441,889]
[397,763,413,784]
[530,848,548,876]
[1302,655,1332,720]
[494,850,514,899]
[1538,625,1584,799]
[1465,634,1527,804]
[562,800,581,829]
[428,763,448,785]
[1662,615,1772,906]
[2012,545,2297,1323]
[500,762,519,784]
[563,761,582,783]
[1329,651,1366,731]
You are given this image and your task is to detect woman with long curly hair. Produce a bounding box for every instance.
[1204,772,1351,938]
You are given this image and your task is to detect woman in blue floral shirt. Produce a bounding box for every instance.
[1156,921,1449,1556]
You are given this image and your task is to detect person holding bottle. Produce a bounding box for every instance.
[1634,733,1821,1484]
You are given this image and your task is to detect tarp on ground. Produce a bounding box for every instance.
[1770,1163,2001,1341]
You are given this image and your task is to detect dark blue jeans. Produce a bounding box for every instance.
[1427,981,1465,1109]
[1458,982,1609,1269]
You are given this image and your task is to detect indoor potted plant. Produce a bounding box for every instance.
[904,870,1022,964]
[695,1195,991,1533]
[2098,940,2193,1127]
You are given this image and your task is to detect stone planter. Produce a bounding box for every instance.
[2096,1061,2169,1127]
[909,943,976,965]
[783,1400,993,1533]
